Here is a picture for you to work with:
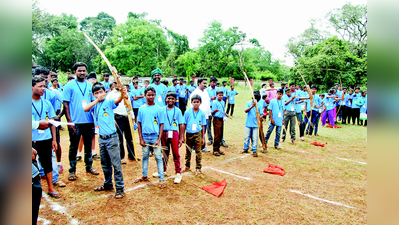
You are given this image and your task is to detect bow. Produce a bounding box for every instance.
[83,32,137,158]
[336,72,344,120]
[295,66,314,128]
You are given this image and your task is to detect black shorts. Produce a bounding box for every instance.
[133,108,139,118]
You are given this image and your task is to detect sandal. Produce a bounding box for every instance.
[134,176,150,183]
[182,167,191,173]
[253,152,258,157]
[94,185,114,192]
[159,180,166,189]
[68,172,78,181]
[115,190,124,199]
[53,180,66,188]
[218,151,225,155]
[87,168,100,175]
[213,151,220,156]
[240,150,249,154]
[48,191,61,198]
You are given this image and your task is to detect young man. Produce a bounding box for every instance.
[149,68,168,107]
[281,88,297,145]
[190,78,211,152]
[32,76,62,198]
[135,86,166,189]
[351,87,362,125]
[346,89,354,124]
[211,90,226,156]
[308,85,325,136]
[294,85,305,141]
[131,81,145,123]
[172,78,180,107]
[177,78,188,115]
[158,91,184,183]
[241,91,262,156]
[87,72,97,84]
[322,89,339,127]
[360,91,367,126]
[226,85,238,116]
[49,78,64,172]
[106,84,138,163]
[260,83,267,100]
[337,87,348,124]
[221,81,228,107]
[100,73,111,93]
[187,80,196,99]
[62,62,100,181]
[84,82,126,199]
[264,88,285,150]
[182,94,207,175]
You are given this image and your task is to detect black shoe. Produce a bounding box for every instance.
[76,156,82,161]
[93,154,101,159]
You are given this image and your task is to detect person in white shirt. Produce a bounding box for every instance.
[106,84,138,163]
[189,78,211,152]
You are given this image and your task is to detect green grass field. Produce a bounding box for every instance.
[38,86,367,224]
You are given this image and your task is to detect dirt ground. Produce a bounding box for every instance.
[37,88,367,224]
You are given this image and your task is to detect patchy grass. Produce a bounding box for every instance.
[38,87,367,224]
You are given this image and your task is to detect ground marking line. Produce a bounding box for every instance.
[203,167,252,180]
[223,154,250,162]
[42,193,80,224]
[290,190,355,209]
[38,217,51,225]
[336,157,367,165]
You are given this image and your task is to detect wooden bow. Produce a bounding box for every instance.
[295,66,314,127]
[83,32,137,158]
[336,72,344,119]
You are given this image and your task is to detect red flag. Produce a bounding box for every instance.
[263,164,285,176]
[310,142,325,147]
[202,179,227,197]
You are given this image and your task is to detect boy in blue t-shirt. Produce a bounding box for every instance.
[32,76,62,198]
[351,87,362,125]
[360,91,367,126]
[159,91,185,184]
[322,89,339,127]
[130,81,144,123]
[265,88,285,150]
[281,86,298,144]
[135,86,167,189]
[211,90,226,156]
[187,80,196,99]
[84,83,126,199]
[221,81,228,107]
[308,85,325,136]
[178,78,188,115]
[182,94,207,175]
[226,85,238,116]
[241,91,262,156]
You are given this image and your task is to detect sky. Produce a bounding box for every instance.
[36,0,367,66]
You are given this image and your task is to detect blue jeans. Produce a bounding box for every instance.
[244,127,258,152]
[38,151,59,182]
[309,110,320,135]
[99,134,124,190]
[304,111,311,134]
[142,133,164,180]
[265,124,282,147]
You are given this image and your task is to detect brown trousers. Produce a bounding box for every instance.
[213,117,224,152]
[185,132,202,169]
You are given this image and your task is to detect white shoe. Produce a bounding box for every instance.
[153,172,167,178]
[174,173,182,184]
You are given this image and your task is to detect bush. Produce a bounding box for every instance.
[253,70,276,81]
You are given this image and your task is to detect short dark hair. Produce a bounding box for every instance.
[92,82,105,93]
[289,82,295,86]
[162,80,169,85]
[32,76,45,87]
[262,94,267,100]
[328,89,334,94]
[191,94,202,103]
[34,67,49,75]
[198,78,207,85]
[355,86,360,90]
[222,81,227,84]
[68,76,75,81]
[343,87,348,90]
[311,85,318,90]
[144,86,156,95]
[133,76,138,79]
[270,83,274,86]
[210,77,218,83]
[319,93,325,97]
[254,92,261,101]
[166,91,177,99]
[51,73,58,77]
[190,80,194,83]
[133,81,138,84]
[262,84,266,88]
[72,62,87,72]
[172,78,178,83]
[51,78,58,83]
[349,89,354,92]
[216,90,223,95]
[277,88,284,94]
[179,77,184,80]
[103,73,109,77]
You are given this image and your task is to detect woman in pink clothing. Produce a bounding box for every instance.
[266,83,278,104]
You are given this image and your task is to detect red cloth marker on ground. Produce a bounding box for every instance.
[310,142,325,147]
[202,179,227,197]
[263,164,285,176]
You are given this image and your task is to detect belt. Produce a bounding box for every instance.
[99,132,118,140]
[115,114,128,118]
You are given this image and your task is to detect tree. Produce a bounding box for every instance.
[104,18,170,76]
[80,12,116,73]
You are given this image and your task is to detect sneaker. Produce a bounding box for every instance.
[292,141,297,145]
[280,139,285,143]
[93,154,101,159]
[174,173,182,184]
[201,147,210,152]
[153,172,167,178]
[274,145,282,150]
[300,137,305,141]
[121,159,127,164]
[195,169,202,175]
[207,141,213,146]
[262,149,268,154]
[76,156,82,161]
[57,164,64,173]
[221,142,228,148]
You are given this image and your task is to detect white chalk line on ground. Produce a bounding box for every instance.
[290,190,355,209]
[203,167,252,180]
[224,154,250,162]
[336,157,367,165]
[42,193,80,224]
[38,217,51,225]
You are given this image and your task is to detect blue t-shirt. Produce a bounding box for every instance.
[360,96,367,113]
[101,81,111,91]
[131,88,143,109]
[207,87,217,107]
[177,84,187,98]
[336,90,343,106]
[302,91,311,112]
[32,99,56,141]
[137,104,166,135]
[187,85,196,98]
[148,83,168,107]
[211,100,226,118]
[48,82,63,89]
[183,108,207,134]
[139,88,146,106]
[325,94,335,111]
[244,100,262,128]
[259,99,268,112]
[294,91,303,113]
[221,86,228,96]
[49,88,63,111]
[282,95,296,112]
[312,95,323,111]
[352,93,361,109]
[227,90,238,104]
[345,94,352,107]
[162,106,184,131]
[42,88,57,111]
[63,80,95,124]
[90,99,118,136]
[268,99,284,126]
